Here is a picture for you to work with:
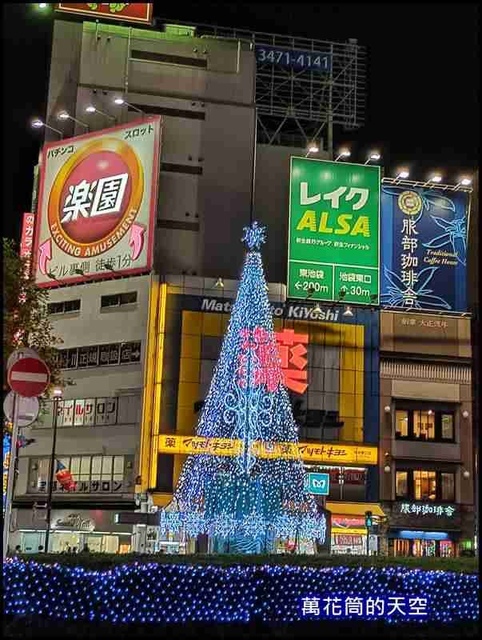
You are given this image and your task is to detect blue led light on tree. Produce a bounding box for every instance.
[159,222,326,551]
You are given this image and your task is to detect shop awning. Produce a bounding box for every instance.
[326,502,386,518]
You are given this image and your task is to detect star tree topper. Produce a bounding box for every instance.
[242,221,266,251]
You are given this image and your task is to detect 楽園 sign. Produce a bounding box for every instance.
[33,117,161,288]
[380,183,470,312]
[55,3,153,25]
[288,157,380,305]
[305,472,330,495]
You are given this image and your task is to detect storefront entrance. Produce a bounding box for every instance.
[392,537,456,557]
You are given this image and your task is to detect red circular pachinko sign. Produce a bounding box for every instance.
[8,357,50,398]
[47,138,144,258]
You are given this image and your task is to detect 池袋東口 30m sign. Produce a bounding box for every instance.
[33,117,161,287]
[288,157,380,305]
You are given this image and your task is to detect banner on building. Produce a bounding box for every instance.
[157,434,378,465]
[33,117,161,288]
[20,213,35,278]
[55,3,153,25]
[380,183,470,312]
[3,433,11,516]
[288,157,380,305]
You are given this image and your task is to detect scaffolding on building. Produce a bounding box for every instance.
[155,19,366,155]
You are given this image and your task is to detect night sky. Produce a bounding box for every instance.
[2,2,478,242]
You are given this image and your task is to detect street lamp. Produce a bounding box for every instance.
[424,173,443,187]
[305,143,319,157]
[44,387,63,553]
[31,118,63,137]
[57,111,89,130]
[113,97,145,115]
[85,104,116,122]
[364,151,381,164]
[335,149,351,162]
[454,177,472,190]
[395,169,409,180]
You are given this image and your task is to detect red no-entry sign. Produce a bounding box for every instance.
[7,356,50,397]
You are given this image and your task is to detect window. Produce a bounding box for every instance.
[413,410,435,440]
[394,408,455,443]
[441,473,455,501]
[396,471,408,498]
[441,414,454,440]
[413,470,437,500]
[55,342,142,370]
[28,455,132,494]
[47,299,80,315]
[101,292,137,308]
[396,469,455,502]
[395,411,408,437]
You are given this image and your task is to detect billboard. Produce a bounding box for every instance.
[55,3,153,24]
[381,184,470,312]
[33,117,161,288]
[288,157,380,305]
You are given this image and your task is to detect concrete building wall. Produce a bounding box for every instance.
[14,275,152,504]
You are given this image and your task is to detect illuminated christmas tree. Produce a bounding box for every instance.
[160,222,326,552]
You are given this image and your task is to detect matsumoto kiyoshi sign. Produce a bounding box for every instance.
[288,157,380,305]
[380,184,470,312]
[33,117,161,288]
[199,297,341,322]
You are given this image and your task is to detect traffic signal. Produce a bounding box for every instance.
[365,510,373,528]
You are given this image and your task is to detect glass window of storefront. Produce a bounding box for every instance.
[395,471,408,498]
[413,410,435,440]
[393,537,455,558]
[395,410,408,437]
[28,455,132,494]
[395,469,455,502]
[20,531,131,554]
[441,414,454,440]
[414,470,437,500]
[394,406,456,443]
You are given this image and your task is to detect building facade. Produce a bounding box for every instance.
[379,311,474,556]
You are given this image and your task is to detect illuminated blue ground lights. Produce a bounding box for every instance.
[3,559,479,625]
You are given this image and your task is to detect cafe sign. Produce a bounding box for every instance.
[397,502,456,517]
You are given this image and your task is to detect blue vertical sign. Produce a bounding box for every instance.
[380,185,470,312]
[3,432,11,516]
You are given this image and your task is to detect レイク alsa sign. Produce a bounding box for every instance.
[288,157,380,305]
[33,117,161,287]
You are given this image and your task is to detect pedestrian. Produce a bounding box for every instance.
[72,546,78,554]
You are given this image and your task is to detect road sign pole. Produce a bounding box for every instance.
[3,392,20,558]
[44,395,61,553]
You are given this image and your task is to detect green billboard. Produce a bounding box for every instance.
[288,157,380,305]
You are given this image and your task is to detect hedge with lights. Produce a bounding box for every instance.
[3,558,479,625]
[10,552,478,573]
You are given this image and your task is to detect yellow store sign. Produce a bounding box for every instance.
[158,435,377,465]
